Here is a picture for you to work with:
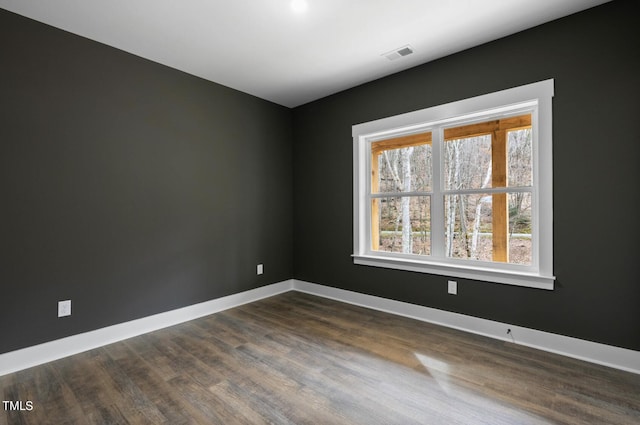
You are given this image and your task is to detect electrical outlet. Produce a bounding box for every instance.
[58,300,71,317]
[447,280,457,295]
[257,264,264,275]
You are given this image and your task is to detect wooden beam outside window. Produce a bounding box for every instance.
[443,114,531,141]
[371,132,432,155]
[492,129,509,262]
[371,154,380,250]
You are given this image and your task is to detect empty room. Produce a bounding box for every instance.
[1,0,638,424]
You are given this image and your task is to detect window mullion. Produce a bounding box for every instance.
[371,191,432,198]
[431,127,445,258]
[443,187,531,196]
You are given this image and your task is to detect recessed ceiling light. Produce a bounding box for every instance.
[291,0,308,14]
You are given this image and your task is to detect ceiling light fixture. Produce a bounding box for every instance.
[290,0,308,14]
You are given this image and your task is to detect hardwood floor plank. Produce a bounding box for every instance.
[122,334,182,382]
[97,349,167,424]
[24,363,84,425]
[54,350,144,425]
[207,381,271,425]
[112,341,211,425]
[1,291,639,424]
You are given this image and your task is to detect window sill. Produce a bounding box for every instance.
[352,254,555,290]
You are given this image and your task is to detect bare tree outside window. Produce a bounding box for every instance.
[373,138,431,255]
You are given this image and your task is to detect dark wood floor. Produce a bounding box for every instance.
[1,291,639,424]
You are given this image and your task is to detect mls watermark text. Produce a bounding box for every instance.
[3,400,34,411]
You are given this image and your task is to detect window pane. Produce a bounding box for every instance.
[443,135,492,190]
[444,192,531,265]
[508,128,532,187]
[373,196,430,255]
[508,192,532,265]
[375,144,432,193]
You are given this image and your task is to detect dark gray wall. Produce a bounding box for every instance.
[292,0,640,351]
[1,9,293,354]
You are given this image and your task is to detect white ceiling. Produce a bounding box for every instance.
[1,0,610,107]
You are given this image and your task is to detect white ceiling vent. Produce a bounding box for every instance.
[383,45,414,61]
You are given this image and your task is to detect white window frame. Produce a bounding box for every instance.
[352,79,555,290]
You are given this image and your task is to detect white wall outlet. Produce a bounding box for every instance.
[447,280,457,295]
[257,264,264,275]
[58,300,71,317]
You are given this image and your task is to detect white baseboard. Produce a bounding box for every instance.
[2,278,638,377]
[292,279,640,375]
[0,280,294,377]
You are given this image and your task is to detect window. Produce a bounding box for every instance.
[353,80,555,289]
